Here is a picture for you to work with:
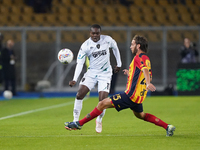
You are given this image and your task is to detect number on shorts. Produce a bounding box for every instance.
[113,94,121,101]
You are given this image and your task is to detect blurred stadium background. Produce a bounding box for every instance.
[0,0,200,95]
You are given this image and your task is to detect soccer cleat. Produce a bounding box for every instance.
[64,121,82,130]
[95,120,102,133]
[166,124,176,136]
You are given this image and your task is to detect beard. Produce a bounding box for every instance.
[133,47,138,55]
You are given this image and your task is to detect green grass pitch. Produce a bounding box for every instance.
[0,96,199,150]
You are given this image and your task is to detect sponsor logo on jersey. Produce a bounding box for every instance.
[92,50,107,58]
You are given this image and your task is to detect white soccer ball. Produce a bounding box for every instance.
[58,48,74,64]
[3,90,13,99]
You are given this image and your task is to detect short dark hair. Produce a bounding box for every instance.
[90,24,101,31]
[133,35,148,53]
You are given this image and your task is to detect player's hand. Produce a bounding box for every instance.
[114,66,121,73]
[69,80,76,87]
[146,83,156,92]
[123,69,129,76]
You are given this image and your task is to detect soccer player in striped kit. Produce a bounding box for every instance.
[65,35,175,136]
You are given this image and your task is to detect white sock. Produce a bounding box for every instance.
[96,109,106,123]
[73,99,83,122]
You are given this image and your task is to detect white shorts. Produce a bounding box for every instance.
[80,71,112,93]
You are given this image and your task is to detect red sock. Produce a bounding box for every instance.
[144,113,168,129]
[79,107,103,126]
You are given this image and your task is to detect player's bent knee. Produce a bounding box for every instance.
[97,98,111,111]
[134,112,145,120]
[76,92,85,99]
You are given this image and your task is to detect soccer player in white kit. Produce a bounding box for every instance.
[68,24,122,133]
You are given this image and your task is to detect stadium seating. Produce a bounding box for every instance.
[117,5,129,15]
[1,0,13,6]
[27,31,40,42]
[45,14,58,26]
[168,13,183,26]
[119,14,134,26]
[0,0,199,43]
[61,0,72,6]
[156,14,172,26]
[82,6,93,15]
[33,14,46,26]
[22,6,34,14]
[183,30,198,42]
[57,15,69,26]
[20,15,34,26]
[168,31,183,42]
[181,13,196,26]
[82,14,95,26]
[158,0,170,6]
[85,0,96,6]
[111,31,126,43]
[176,5,189,14]
[56,6,68,14]
[188,5,199,14]
[193,14,200,25]
[61,31,75,43]
[145,31,162,42]
[0,0,199,27]
[131,14,147,26]
[185,0,195,5]
[0,6,9,14]
[146,0,158,6]
[142,6,154,15]
[13,31,22,42]
[195,0,200,6]
[0,15,8,26]
[8,14,21,26]
[94,14,107,26]
[133,0,145,6]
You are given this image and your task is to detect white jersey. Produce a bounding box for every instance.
[73,35,122,81]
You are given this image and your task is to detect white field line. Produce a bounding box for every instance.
[0,100,76,121]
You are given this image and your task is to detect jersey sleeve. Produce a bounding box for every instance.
[76,44,87,64]
[73,43,87,81]
[140,55,152,78]
[73,63,84,82]
[136,56,148,71]
[110,38,122,67]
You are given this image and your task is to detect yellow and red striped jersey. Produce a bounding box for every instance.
[125,53,152,104]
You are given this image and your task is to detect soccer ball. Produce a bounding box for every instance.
[58,48,74,64]
[3,90,13,99]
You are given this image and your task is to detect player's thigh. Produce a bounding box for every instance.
[97,97,114,111]
[97,75,111,93]
[98,91,109,101]
[80,75,97,91]
[76,84,90,99]
[132,111,146,119]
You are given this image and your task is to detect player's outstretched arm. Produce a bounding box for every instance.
[70,62,84,87]
[143,68,156,92]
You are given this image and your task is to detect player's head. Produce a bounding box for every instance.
[90,24,101,42]
[131,35,148,54]
[7,39,14,49]
[184,38,190,48]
